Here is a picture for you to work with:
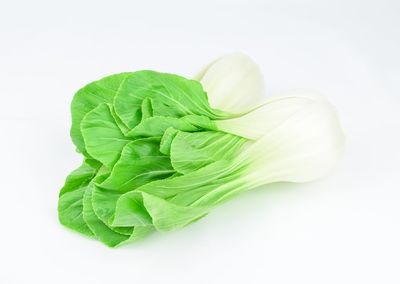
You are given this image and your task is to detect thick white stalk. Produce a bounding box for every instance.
[194,53,265,113]
[218,94,345,184]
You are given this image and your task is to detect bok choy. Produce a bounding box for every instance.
[58,54,344,247]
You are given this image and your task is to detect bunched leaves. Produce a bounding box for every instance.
[59,55,344,247]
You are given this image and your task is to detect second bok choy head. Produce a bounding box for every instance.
[58,53,344,247]
[193,52,265,113]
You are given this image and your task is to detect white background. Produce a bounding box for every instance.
[1,0,399,283]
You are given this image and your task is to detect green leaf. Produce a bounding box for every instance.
[136,160,232,200]
[113,191,209,231]
[141,97,153,119]
[142,193,209,232]
[100,138,175,192]
[127,116,198,138]
[159,127,179,155]
[112,161,230,228]
[58,159,101,237]
[110,105,131,134]
[82,183,130,247]
[92,138,175,225]
[59,159,101,196]
[81,103,131,169]
[125,225,154,243]
[170,131,246,174]
[112,158,250,231]
[111,191,153,227]
[180,115,217,130]
[114,71,229,129]
[70,73,131,155]
[58,185,94,237]
[151,98,185,117]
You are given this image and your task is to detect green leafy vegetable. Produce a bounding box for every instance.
[59,57,344,247]
[70,73,132,155]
